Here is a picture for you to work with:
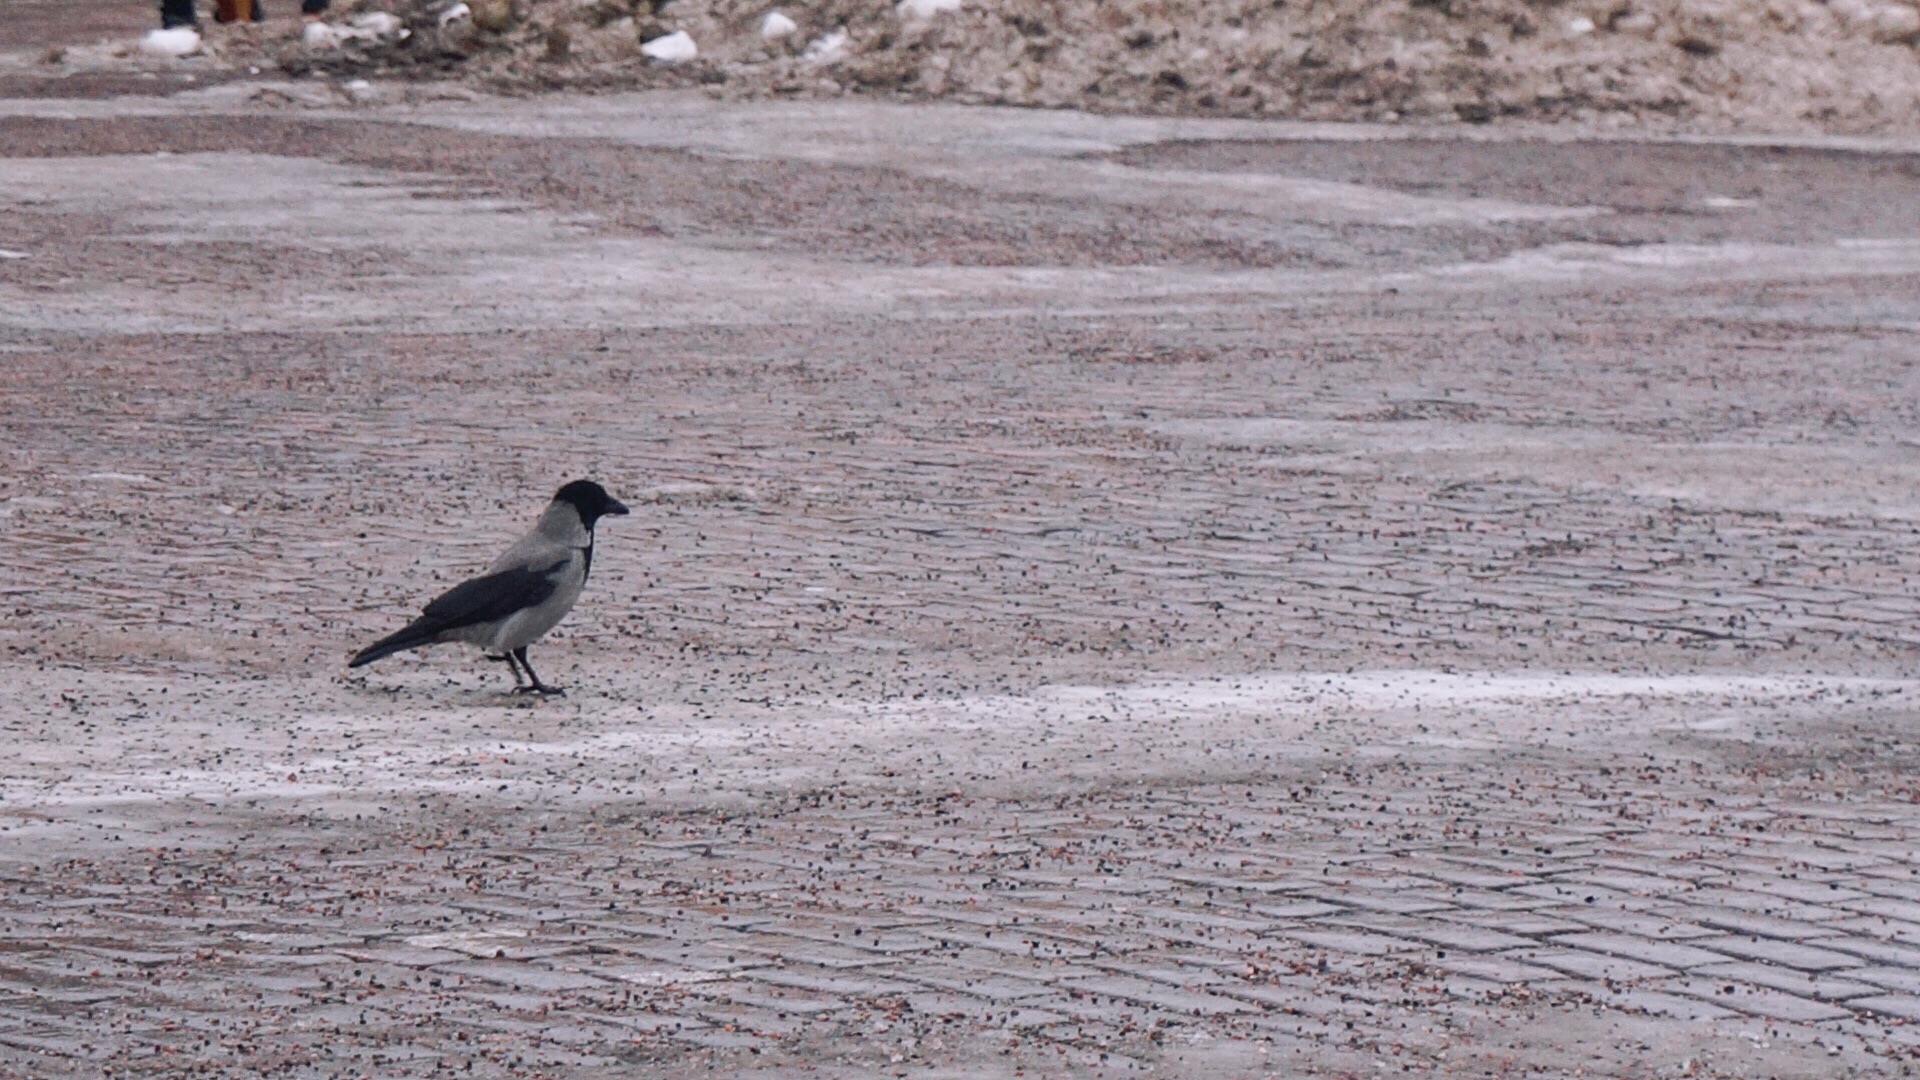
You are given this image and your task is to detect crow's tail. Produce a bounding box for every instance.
[348,620,441,668]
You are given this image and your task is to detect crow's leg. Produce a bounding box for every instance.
[511,647,564,696]
[489,653,528,689]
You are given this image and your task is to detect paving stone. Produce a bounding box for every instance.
[727,934,905,969]
[1279,929,1422,957]
[1306,890,1456,915]
[1430,954,1565,984]
[750,967,920,997]
[1057,974,1259,1016]
[1720,874,1870,905]
[1805,935,1920,967]
[1847,873,1920,903]
[924,998,1076,1035]
[436,961,608,992]
[1163,873,1304,896]
[1500,948,1674,982]
[1682,889,1847,923]
[0,1030,101,1057]
[1342,917,1534,953]
[1689,961,1882,1002]
[1559,870,1698,897]
[1689,936,1865,973]
[1607,986,1740,1021]
[1824,915,1920,949]
[598,940,773,973]
[579,961,731,988]
[1558,907,1720,940]
[1212,981,1346,1017]
[1249,899,1346,919]
[1684,908,1844,941]
[587,1011,713,1035]
[62,947,180,969]
[460,988,570,1013]
[1837,896,1920,925]
[1666,978,1853,1023]
[691,1004,813,1038]
[893,968,1054,1002]
[1397,861,1529,890]
[1841,966,1920,996]
[900,990,1067,1028]
[1591,857,1727,885]
[675,1027,773,1051]
[232,931,363,952]
[1125,904,1272,934]
[337,945,469,968]
[1548,931,1731,971]
[1096,961,1231,988]
[1847,995,1920,1022]
[1511,882,1637,906]
[1428,887,1553,912]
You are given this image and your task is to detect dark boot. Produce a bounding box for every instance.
[160,0,198,28]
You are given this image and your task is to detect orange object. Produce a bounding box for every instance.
[215,0,257,22]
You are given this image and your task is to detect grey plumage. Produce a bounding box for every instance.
[349,479,629,693]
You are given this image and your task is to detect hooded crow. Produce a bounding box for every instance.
[349,479,630,694]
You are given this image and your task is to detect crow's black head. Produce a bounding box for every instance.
[554,479,630,526]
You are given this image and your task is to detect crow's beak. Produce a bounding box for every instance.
[607,499,630,516]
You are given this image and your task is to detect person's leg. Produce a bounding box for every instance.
[160,0,198,28]
[301,0,329,14]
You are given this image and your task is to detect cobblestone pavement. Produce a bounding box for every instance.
[5,91,1920,1077]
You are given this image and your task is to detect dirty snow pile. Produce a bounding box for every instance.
[281,0,1920,132]
[139,26,203,58]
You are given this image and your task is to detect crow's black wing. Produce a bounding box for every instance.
[420,558,566,631]
[350,557,570,668]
